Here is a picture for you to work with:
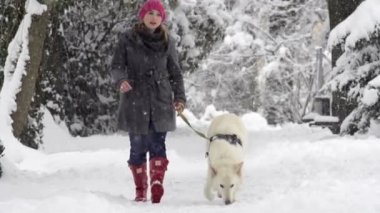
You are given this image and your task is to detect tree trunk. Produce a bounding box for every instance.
[11,10,49,138]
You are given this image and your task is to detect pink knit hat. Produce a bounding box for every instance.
[139,0,167,22]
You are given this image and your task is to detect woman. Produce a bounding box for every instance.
[110,0,186,204]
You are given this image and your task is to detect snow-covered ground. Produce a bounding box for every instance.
[1,110,380,213]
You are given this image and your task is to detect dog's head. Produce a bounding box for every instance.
[211,162,243,205]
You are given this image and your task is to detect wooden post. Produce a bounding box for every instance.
[316,47,324,91]
[312,47,327,115]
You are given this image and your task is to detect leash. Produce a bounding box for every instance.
[178,112,243,158]
[177,112,209,158]
[178,112,209,140]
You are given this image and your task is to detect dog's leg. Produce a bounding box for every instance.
[230,191,235,203]
[232,188,239,203]
[204,167,215,201]
[217,189,222,199]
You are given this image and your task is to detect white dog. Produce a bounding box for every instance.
[204,113,247,205]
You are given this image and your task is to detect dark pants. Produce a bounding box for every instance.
[128,124,167,166]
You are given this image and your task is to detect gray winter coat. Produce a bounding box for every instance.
[110,27,186,134]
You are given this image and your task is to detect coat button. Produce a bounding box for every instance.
[146,69,154,77]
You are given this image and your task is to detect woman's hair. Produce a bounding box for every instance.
[135,22,169,44]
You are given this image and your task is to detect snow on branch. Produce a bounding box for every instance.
[328,0,380,50]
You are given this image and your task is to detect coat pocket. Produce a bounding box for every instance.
[156,78,173,104]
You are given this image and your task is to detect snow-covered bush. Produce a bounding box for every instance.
[327,0,380,134]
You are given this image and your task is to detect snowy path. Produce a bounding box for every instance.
[1,123,380,213]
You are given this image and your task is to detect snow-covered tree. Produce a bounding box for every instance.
[326,0,364,67]
[0,0,48,178]
[325,0,364,133]
[259,46,300,124]
[258,0,330,124]
[185,0,266,115]
[0,0,50,149]
[327,0,380,134]
[1,0,332,144]
[37,0,134,136]
[37,0,229,136]
[171,0,227,73]
[185,0,329,122]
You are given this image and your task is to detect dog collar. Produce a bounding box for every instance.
[206,134,242,158]
[209,134,243,147]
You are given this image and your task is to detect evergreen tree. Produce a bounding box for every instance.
[328,27,380,134]
[327,0,364,67]
[36,0,133,137]
[325,0,380,135]
[326,0,364,133]
[53,1,123,136]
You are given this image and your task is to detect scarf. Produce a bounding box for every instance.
[135,25,167,52]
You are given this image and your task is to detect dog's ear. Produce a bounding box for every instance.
[234,162,243,176]
[211,166,217,177]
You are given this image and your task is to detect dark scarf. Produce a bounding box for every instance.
[135,25,167,52]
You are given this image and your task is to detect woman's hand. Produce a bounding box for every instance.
[120,81,132,93]
[174,101,185,114]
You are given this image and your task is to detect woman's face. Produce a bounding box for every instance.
[143,10,163,30]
